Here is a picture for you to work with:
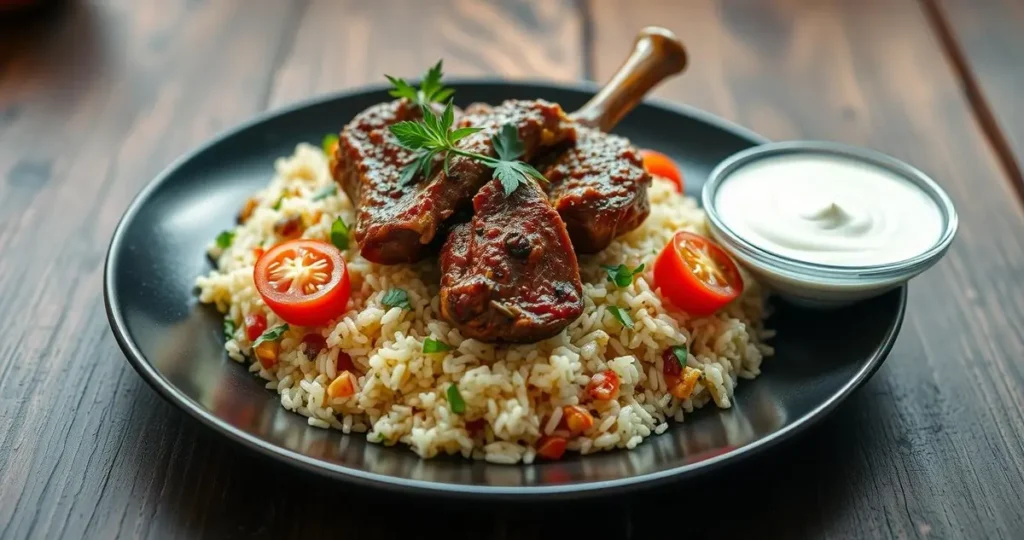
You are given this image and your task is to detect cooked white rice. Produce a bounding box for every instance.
[196,143,773,464]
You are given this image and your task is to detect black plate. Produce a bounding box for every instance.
[104,80,906,498]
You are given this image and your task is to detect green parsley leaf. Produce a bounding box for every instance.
[381,288,411,310]
[321,133,339,155]
[385,60,453,109]
[330,217,349,250]
[272,196,284,211]
[492,123,525,162]
[215,230,235,249]
[311,184,336,201]
[390,120,435,150]
[607,306,634,329]
[601,263,645,288]
[420,60,447,102]
[385,97,540,196]
[222,318,236,341]
[423,338,452,354]
[446,384,466,414]
[253,324,289,348]
[671,345,688,369]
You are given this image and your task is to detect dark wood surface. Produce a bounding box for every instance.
[1,0,1022,538]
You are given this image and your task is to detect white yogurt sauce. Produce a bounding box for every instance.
[713,153,944,266]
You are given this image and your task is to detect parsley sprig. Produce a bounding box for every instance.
[389,102,546,196]
[385,60,454,110]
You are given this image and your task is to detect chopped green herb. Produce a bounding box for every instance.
[222,318,236,341]
[272,196,284,211]
[215,230,235,249]
[607,306,634,329]
[311,184,337,201]
[670,345,688,370]
[321,133,339,155]
[446,384,465,414]
[381,288,411,310]
[330,217,349,250]
[423,338,452,353]
[601,263,645,288]
[385,60,454,109]
[253,324,289,347]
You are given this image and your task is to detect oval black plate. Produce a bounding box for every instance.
[104,80,906,498]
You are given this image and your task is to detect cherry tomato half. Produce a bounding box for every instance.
[653,231,743,316]
[640,150,684,193]
[254,239,350,327]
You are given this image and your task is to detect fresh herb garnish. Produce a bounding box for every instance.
[389,102,546,195]
[446,384,466,414]
[602,263,645,288]
[253,324,289,347]
[423,338,452,353]
[311,184,336,201]
[381,288,411,310]
[385,60,454,110]
[215,230,235,249]
[321,133,339,155]
[272,196,284,211]
[607,306,634,329]
[223,318,236,341]
[670,345,687,370]
[330,217,349,250]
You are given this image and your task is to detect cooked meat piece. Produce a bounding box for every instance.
[538,126,652,253]
[336,99,575,265]
[331,99,435,263]
[439,178,584,343]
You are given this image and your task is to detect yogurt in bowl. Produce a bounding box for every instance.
[702,141,958,308]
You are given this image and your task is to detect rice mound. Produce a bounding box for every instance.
[196,143,773,464]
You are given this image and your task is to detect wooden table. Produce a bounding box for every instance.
[2,0,1022,537]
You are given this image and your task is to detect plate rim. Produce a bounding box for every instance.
[103,78,907,498]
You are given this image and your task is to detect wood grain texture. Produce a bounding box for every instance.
[591,0,1024,538]
[1,0,1023,538]
[926,0,1024,203]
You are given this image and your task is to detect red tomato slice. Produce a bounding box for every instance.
[640,150,684,193]
[254,239,350,327]
[653,231,743,316]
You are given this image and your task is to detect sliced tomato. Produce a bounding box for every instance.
[254,239,350,327]
[653,231,743,316]
[640,149,684,193]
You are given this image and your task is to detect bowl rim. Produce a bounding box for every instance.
[104,79,908,498]
[701,140,959,285]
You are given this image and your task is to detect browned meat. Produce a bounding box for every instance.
[538,126,652,253]
[439,178,584,343]
[332,99,432,263]
[334,99,575,264]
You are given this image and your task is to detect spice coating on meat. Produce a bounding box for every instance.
[539,127,652,253]
[439,179,584,343]
[332,99,431,264]
[335,99,575,265]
